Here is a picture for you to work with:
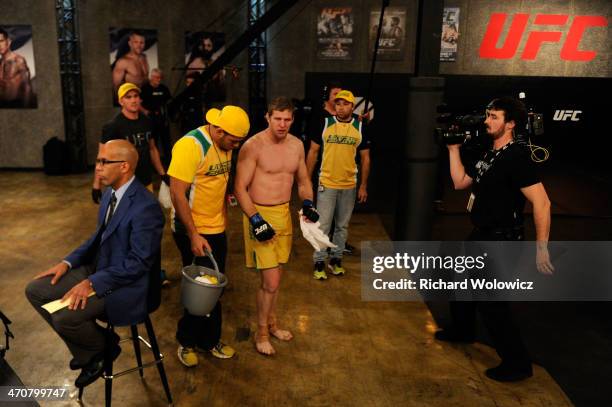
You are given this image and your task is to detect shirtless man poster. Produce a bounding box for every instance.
[0,26,36,108]
[184,31,226,103]
[110,29,158,102]
[234,97,320,356]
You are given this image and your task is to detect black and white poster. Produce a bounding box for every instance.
[0,25,37,108]
[316,7,354,60]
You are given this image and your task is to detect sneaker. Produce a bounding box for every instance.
[328,258,346,276]
[177,345,198,367]
[209,342,236,359]
[343,243,355,255]
[313,261,327,280]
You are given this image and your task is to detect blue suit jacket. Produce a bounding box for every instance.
[65,180,164,326]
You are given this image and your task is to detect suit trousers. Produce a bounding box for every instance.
[173,232,226,350]
[25,265,106,365]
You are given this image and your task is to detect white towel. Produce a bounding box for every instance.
[298,210,337,251]
[158,181,172,209]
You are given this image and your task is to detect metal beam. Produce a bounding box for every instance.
[55,0,87,172]
[248,0,267,131]
[198,0,300,85]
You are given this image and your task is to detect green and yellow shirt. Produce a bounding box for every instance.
[313,116,370,189]
[168,126,232,235]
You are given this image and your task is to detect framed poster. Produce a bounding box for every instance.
[316,7,354,60]
[368,7,407,61]
[185,31,226,102]
[109,28,158,103]
[0,25,37,108]
[440,7,460,62]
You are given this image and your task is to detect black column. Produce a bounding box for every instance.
[395,0,445,240]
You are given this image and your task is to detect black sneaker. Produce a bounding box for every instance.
[343,243,355,255]
[485,363,533,382]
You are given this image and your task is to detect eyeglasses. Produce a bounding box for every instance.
[95,159,126,166]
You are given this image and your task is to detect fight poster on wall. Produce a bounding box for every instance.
[185,31,226,103]
[440,7,460,62]
[109,28,158,103]
[316,7,354,60]
[0,25,37,108]
[368,7,407,61]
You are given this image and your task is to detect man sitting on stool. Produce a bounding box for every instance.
[25,140,164,388]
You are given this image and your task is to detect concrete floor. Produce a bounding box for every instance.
[0,172,572,406]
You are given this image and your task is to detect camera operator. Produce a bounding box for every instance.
[435,97,554,382]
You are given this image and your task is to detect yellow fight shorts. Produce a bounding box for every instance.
[243,202,292,270]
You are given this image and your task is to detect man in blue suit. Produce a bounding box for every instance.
[26,140,164,387]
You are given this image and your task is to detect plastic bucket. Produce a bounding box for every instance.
[180,250,227,316]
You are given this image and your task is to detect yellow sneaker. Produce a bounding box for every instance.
[313,261,327,280]
[209,342,236,359]
[177,346,198,367]
[328,258,346,276]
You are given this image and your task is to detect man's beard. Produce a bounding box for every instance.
[487,127,504,140]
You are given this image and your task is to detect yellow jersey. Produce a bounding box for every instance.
[168,126,232,235]
[313,116,370,189]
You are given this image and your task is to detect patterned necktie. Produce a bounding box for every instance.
[105,192,117,226]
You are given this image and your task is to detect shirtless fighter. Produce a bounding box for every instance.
[235,97,320,356]
[112,31,150,92]
[0,28,34,107]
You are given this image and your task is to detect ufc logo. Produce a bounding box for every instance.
[254,224,268,234]
[479,14,607,61]
[553,110,582,121]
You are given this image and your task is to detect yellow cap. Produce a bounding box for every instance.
[334,90,355,104]
[117,82,140,101]
[205,105,250,138]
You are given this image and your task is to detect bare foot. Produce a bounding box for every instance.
[268,318,293,341]
[255,339,276,355]
[255,326,276,356]
[269,327,293,341]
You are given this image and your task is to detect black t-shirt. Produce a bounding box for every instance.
[140,83,171,117]
[307,108,332,142]
[101,113,154,186]
[465,143,540,229]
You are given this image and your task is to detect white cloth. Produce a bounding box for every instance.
[298,210,337,251]
[158,181,172,209]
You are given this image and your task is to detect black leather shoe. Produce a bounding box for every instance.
[69,358,85,371]
[74,344,121,387]
[485,363,533,382]
[434,329,475,344]
[70,343,120,370]
[75,358,105,388]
